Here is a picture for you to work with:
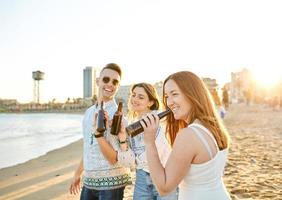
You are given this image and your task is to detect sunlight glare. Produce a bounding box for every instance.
[253,70,282,88]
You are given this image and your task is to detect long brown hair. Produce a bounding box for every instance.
[163,71,230,150]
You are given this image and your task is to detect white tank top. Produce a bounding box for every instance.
[178,123,231,200]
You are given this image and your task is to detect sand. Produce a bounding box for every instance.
[223,104,282,200]
[0,104,281,200]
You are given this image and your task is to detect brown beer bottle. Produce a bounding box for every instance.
[96,101,106,133]
[110,102,123,135]
[126,108,171,137]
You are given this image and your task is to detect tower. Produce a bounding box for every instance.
[83,67,98,99]
[32,71,44,104]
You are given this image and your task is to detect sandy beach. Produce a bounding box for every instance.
[223,104,282,199]
[0,104,281,200]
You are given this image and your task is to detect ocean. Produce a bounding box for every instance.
[0,113,84,169]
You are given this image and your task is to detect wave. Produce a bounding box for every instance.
[0,113,83,169]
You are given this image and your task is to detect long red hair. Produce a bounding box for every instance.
[163,71,230,150]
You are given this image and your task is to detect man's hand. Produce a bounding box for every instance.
[93,111,109,132]
[69,173,81,195]
[117,121,127,142]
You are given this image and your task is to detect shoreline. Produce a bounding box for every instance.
[0,138,83,178]
[0,139,83,200]
[0,110,86,114]
[0,138,83,170]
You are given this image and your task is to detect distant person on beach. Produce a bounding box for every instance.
[272,96,279,110]
[244,88,252,106]
[212,89,226,119]
[69,63,131,200]
[118,83,178,200]
[222,87,229,110]
[141,71,231,200]
[211,89,221,106]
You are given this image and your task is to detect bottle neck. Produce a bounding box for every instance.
[117,103,123,112]
[98,101,104,110]
[158,109,171,119]
[98,96,113,105]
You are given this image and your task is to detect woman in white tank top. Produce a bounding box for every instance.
[140,71,231,200]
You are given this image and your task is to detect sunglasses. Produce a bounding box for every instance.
[102,76,120,86]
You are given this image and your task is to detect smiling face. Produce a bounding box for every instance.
[129,86,153,116]
[97,68,121,101]
[164,79,192,122]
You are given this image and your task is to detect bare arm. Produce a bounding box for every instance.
[96,136,118,165]
[69,158,84,195]
[142,114,196,196]
[95,114,131,165]
[96,122,135,165]
[155,127,171,167]
[91,110,117,165]
[116,122,136,167]
[76,158,84,175]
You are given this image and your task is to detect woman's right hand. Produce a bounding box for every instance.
[141,113,159,145]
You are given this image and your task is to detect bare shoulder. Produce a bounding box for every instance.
[172,127,198,155]
[175,127,197,143]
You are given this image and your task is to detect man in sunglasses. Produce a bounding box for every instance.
[70,63,133,200]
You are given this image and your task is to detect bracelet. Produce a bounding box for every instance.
[94,132,104,138]
[91,127,104,138]
[118,138,128,144]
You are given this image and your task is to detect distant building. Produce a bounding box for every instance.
[230,68,253,103]
[154,81,163,101]
[202,78,218,91]
[115,85,132,112]
[93,68,98,99]
[83,67,98,99]
[32,70,44,104]
[0,99,18,106]
[0,99,19,111]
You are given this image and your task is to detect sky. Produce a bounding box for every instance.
[1,0,282,103]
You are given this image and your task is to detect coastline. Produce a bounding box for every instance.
[0,110,86,114]
[0,139,83,200]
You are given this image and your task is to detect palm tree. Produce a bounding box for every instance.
[92,94,97,105]
[66,97,70,104]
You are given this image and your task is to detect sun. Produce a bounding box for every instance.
[252,69,282,89]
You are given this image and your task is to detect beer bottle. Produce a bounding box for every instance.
[110,102,123,135]
[126,109,171,137]
[96,101,106,133]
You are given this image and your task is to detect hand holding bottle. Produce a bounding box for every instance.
[126,109,171,137]
[140,113,160,145]
[117,121,128,152]
[110,102,123,135]
[117,121,127,142]
[108,117,127,142]
[96,101,106,133]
